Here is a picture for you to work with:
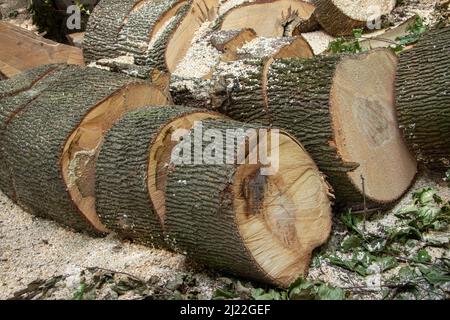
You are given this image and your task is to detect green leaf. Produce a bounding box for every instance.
[315,285,345,300]
[341,210,363,235]
[213,288,239,300]
[418,266,450,285]
[341,235,363,251]
[253,289,284,300]
[414,249,432,263]
[353,28,363,39]
[375,256,399,272]
[289,280,315,300]
[388,226,422,243]
[73,283,86,300]
[398,266,417,283]
[364,238,387,253]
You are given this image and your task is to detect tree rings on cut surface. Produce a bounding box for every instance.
[165,119,332,287]
[3,65,169,234]
[95,106,224,246]
[266,48,417,207]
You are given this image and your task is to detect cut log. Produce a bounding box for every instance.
[217,0,316,37]
[210,28,257,61]
[0,65,68,199]
[84,0,219,84]
[292,7,321,34]
[359,16,417,51]
[66,32,85,49]
[165,119,332,287]
[314,0,397,36]
[396,27,450,170]
[212,49,417,208]
[208,36,313,125]
[170,35,313,112]
[96,106,223,246]
[83,0,144,63]
[2,65,169,234]
[0,22,84,78]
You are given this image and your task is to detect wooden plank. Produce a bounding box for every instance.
[0,22,84,78]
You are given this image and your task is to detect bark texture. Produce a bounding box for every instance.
[0,65,68,199]
[211,59,271,126]
[117,0,182,66]
[314,0,366,36]
[266,56,369,206]
[165,119,276,284]
[96,106,204,247]
[3,66,148,234]
[396,27,450,170]
[83,0,139,63]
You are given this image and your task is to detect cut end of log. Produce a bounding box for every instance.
[331,48,417,203]
[62,84,169,233]
[166,0,219,72]
[233,131,332,287]
[210,28,258,61]
[219,0,316,37]
[148,111,223,222]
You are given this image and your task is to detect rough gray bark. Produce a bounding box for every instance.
[96,106,208,247]
[396,27,450,170]
[83,0,139,62]
[0,65,69,200]
[165,119,278,285]
[3,66,148,234]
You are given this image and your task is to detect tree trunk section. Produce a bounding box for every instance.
[95,106,222,247]
[396,27,450,170]
[314,0,396,36]
[165,119,332,287]
[3,65,168,234]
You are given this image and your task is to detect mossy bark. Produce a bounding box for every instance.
[396,27,450,170]
[3,66,146,234]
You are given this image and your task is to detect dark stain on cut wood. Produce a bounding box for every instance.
[241,168,267,215]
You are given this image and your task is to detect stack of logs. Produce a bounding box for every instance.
[0,0,448,288]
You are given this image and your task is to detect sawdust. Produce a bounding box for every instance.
[0,191,215,300]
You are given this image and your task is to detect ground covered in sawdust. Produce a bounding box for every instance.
[0,0,449,300]
[1,172,448,300]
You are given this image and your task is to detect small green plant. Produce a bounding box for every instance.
[393,16,428,52]
[329,29,364,54]
[73,282,86,300]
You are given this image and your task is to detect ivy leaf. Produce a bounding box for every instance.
[364,238,387,253]
[213,288,239,300]
[315,285,345,300]
[289,280,315,300]
[414,249,432,263]
[418,266,450,285]
[341,210,363,236]
[375,256,399,272]
[398,266,417,283]
[341,235,363,251]
[388,226,422,244]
